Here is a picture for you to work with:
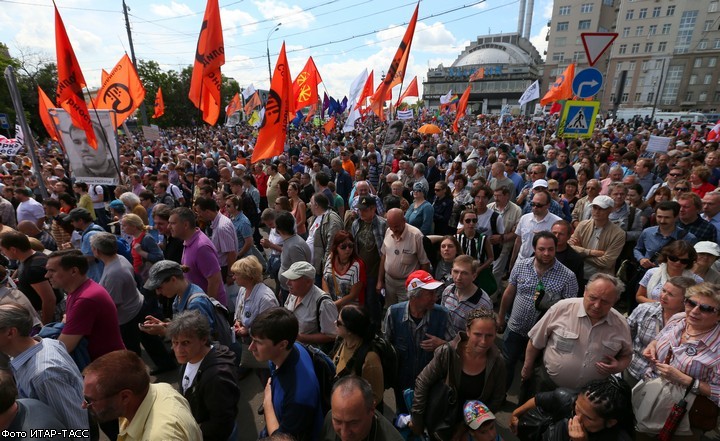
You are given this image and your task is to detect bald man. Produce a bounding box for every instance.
[17,220,57,252]
[377,208,430,305]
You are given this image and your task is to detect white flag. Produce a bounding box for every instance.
[347,69,369,109]
[342,108,362,133]
[439,90,453,105]
[242,84,256,101]
[397,109,414,120]
[518,80,540,106]
[14,124,23,145]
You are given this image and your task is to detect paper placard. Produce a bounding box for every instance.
[647,135,671,153]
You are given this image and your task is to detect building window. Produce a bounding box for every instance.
[636,26,644,36]
[631,43,640,54]
[652,6,661,17]
[685,92,694,101]
[639,8,647,18]
[629,61,636,71]
[690,74,698,84]
[711,1,719,12]
[552,52,565,62]
[715,39,720,49]
[623,27,631,37]
[603,0,613,5]
[714,92,720,102]
[557,22,569,31]
[667,5,675,16]
[573,51,586,61]
[709,57,717,67]
[635,92,642,101]
[699,40,708,49]
[647,91,655,102]
[694,58,702,68]
[579,20,591,30]
[555,37,567,47]
[675,11,698,54]
[642,61,649,71]
[661,66,684,106]
[621,93,629,103]
[645,43,653,52]
[618,44,627,54]
[655,60,663,69]
[699,92,708,101]
[581,3,593,13]
[559,5,571,15]
[610,93,616,102]
[626,9,634,20]
[658,42,667,52]
[705,20,714,31]
[649,25,657,35]
[662,24,671,35]
[705,74,713,84]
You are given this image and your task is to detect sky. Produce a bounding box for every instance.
[0,0,552,102]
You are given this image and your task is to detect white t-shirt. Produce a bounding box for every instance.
[182,354,208,392]
[306,213,324,262]
[89,185,105,209]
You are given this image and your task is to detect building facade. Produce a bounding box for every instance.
[422,33,543,114]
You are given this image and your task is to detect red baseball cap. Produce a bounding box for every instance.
[405,270,443,291]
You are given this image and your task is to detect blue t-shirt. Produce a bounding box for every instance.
[172,283,217,333]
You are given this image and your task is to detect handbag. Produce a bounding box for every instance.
[616,259,639,284]
[689,394,718,431]
[424,348,460,441]
[633,377,695,436]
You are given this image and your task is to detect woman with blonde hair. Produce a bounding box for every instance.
[121,213,163,282]
[119,192,149,225]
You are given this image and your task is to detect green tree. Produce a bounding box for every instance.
[0,43,20,135]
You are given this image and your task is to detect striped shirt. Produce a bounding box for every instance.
[323,258,366,303]
[653,313,720,405]
[455,232,487,261]
[441,284,493,336]
[209,213,239,267]
[10,338,89,435]
[626,302,665,380]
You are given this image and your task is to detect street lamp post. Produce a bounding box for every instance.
[651,58,666,122]
[266,23,282,87]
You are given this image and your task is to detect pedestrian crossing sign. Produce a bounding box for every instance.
[558,100,600,138]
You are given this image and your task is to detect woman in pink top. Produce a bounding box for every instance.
[288,181,307,239]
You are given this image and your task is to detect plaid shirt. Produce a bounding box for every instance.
[350,215,387,253]
[507,257,579,337]
[626,302,665,380]
[678,217,718,243]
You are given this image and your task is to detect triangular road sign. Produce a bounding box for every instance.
[581,33,618,66]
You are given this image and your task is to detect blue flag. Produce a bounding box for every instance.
[291,110,304,128]
[328,97,341,116]
[340,96,348,113]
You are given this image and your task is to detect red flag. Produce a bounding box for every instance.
[396,76,418,106]
[293,57,322,109]
[369,3,419,120]
[38,86,59,141]
[324,116,336,135]
[304,105,316,123]
[252,42,293,163]
[549,101,563,114]
[225,92,240,117]
[357,71,374,114]
[94,54,146,127]
[452,85,471,133]
[54,4,97,148]
[469,67,484,82]
[153,87,165,118]
[188,0,225,125]
[243,91,261,115]
[540,63,575,106]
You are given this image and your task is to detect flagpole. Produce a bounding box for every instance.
[84,86,123,185]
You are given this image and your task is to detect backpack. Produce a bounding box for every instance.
[82,225,134,266]
[187,292,235,347]
[300,343,336,416]
[351,336,399,391]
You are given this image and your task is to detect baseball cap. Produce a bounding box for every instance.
[281,261,316,280]
[532,179,548,189]
[589,195,614,209]
[357,196,376,210]
[463,400,496,430]
[61,207,93,223]
[144,260,184,291]
[405,270,443,291]
[108,200,125,211]
[695,241,720,257]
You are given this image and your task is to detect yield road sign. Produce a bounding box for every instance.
[558,100,600,138]
[581,33,618,66]
[572,68,603,99]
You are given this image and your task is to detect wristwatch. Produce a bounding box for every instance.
[691,378,701,395]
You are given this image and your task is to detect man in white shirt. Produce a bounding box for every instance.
[511,190,561,268]
[14,188,44,229]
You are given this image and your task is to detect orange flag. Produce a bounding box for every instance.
[540,63,575,106]
[357,71,374,114]
[304,105,316,123]
[252,42,293,163]
[324,116,336,135]
[153,87,165,118]
[188,0,225,125]
[54,4,97,148]
[452,85,471,133]
[38,86,59,141]
[243,91,261,115]
[225,92,240,117]
[369,3,419,120]
[94,54,146,127]
[396,76,418,106]
[469,67,484,82]
[101,69,109,84]
[293,57,323,109]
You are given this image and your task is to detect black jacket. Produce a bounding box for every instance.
[180,345,240,441]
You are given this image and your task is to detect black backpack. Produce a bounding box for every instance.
[187,292,234,347]
[300,343,336,416]
[350,336,399,391]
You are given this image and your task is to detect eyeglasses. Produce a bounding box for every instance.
[667,255,692,265]
[674,187,689,192]
[83,391,119,408]
[530,202,547,207]
[685,298,720,314]
[338,243,353,250]
[464,218,478,224]
[434,187,443,192]
[548,188,559,193]
[669,173,683,177]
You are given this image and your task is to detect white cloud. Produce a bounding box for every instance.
[529,25,549,60]
[149,1,194,18]
[253,1,315,29]
[221,8,258,37]
[472,1,489,10]
[542,0,554,19]
[376,21,464,55]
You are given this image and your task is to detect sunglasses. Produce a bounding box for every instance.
[685,298,719,314]
[530,202,546,207]
[464,218,478,224]
[675,187,690,192]
[548,188,559,193]
[667,255,692,265]
[338,243,353,250]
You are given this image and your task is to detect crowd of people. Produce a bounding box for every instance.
[0,110,718,441]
